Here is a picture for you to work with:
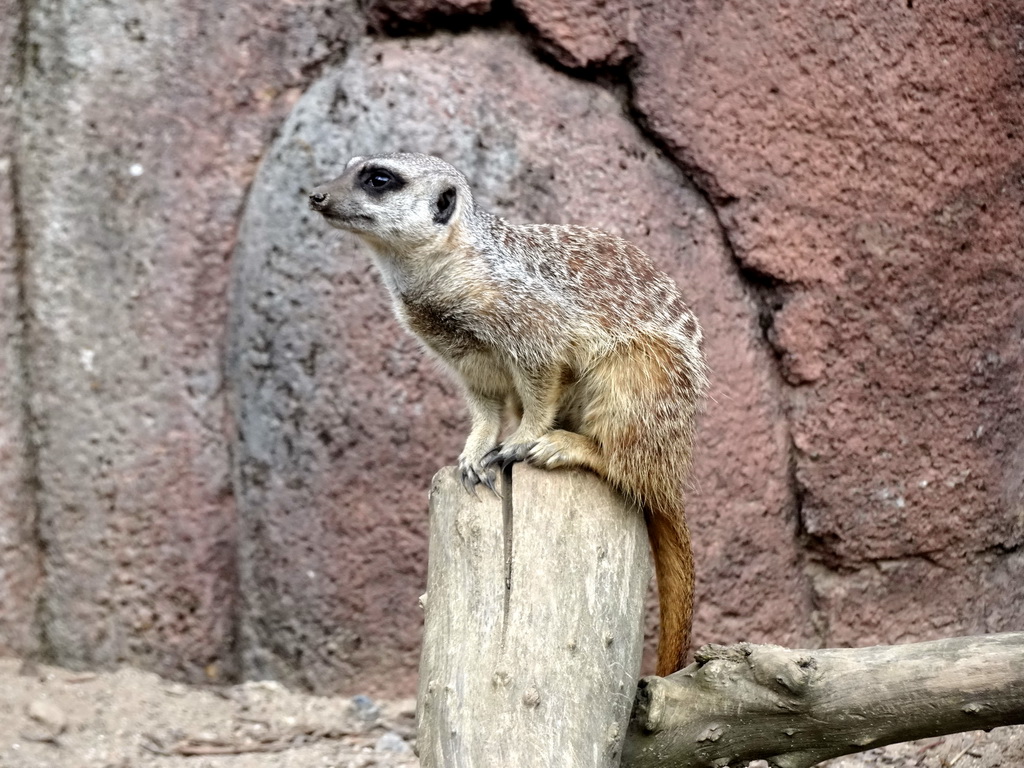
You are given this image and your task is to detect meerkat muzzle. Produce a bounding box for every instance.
[308,191,329,211]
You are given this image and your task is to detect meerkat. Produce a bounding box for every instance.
[308,153,708,676]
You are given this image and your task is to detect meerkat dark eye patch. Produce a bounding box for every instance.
[358,166,405,195]
[434,187,457,225]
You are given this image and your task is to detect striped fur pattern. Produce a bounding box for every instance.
[309,153,708,675]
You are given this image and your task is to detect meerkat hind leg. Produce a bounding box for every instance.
[526,429,609,477]
[482,366,563,468]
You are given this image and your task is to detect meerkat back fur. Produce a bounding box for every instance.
[309,153,708,675]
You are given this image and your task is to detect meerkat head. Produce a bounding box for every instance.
[309,153,472,254]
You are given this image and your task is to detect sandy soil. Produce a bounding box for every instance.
[0,658,418,768]
[1,656,1021,768]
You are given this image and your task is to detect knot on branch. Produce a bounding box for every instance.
[694,642,754,665]
[631,677,664,734]
[694,643,817,696]
[748,647,817,695]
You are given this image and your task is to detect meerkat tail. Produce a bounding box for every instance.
[645,504,695,677]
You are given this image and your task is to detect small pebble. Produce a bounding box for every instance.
[22,699,67,742]
[27,699,67,734]
[374,731,412,754]
[350,694,380,722]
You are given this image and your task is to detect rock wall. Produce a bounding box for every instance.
[1,0,1021,697]
[5,0,357,682]
[624,0,1024,646]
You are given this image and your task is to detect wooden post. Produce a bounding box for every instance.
[417,464,652,768]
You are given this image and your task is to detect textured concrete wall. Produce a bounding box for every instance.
[0,0,42,656]
[0,0,1021,698]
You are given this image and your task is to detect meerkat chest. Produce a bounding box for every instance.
[397,292,488,361]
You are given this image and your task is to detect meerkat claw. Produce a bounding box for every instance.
[460,468,480,496]
[458,458,501,498]
[480,447,502,468]
[482,442,534,469]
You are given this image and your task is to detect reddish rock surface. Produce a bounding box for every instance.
[628,0,1024,643]
[0,0,1021,702]
[513,0,634,69]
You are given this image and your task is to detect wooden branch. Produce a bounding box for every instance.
[417,465,652,768]
[622,634,1024,768]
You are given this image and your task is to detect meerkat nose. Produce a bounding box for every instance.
[309,191,329,210]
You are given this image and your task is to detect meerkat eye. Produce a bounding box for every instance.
[434,187,457,225]
[359,167,405,194]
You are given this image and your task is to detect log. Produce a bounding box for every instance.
[417,464,652,768]
[622,634,1024,768]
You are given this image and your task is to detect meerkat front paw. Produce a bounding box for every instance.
[480,441,536,470]
[458,453,499,496]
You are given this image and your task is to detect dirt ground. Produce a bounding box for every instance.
[1,656,1022,768]
[0,658,418,768]
[825,729,1024,768]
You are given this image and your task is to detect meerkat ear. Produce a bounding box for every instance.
[433,187,457,225]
